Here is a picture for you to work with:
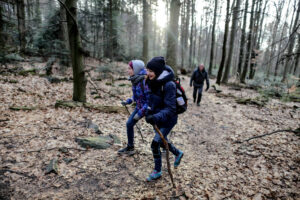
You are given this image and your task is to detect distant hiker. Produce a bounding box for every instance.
[145,56,184,181]
[190,64,210,106]
[118,60,149,155]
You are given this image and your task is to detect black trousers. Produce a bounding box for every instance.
[193,85,203,104]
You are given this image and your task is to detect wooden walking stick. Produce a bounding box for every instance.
[153,125,176,188]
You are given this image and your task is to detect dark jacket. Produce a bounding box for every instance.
[190,68,210,88]
[147,65,177,128]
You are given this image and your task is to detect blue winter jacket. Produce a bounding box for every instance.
[126,68,150,117]
[147,65,178,128]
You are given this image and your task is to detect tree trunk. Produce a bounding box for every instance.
[16,0,26,53]
[197,16,203,63]
[240,0,255,83]
[266,1,284,78]
[294,35,300,75]
[188,0,195,69]
[180,0,186,69]
[182,0,190,69]
[166,0,181,76]
[208,0,218,75]
[222,0,241,83]
[65,0,87,102]
[142,0,149,63]
[237,0,248,76]
[60,0,70,66]
[281,0,300,82]
[216,0,231,85]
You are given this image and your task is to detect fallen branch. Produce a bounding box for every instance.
[0,168,36,179]
[16,147,87,153]
[236,128,300,143]
[55,100,126,114]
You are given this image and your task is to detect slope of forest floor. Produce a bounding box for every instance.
[0,59,299,199]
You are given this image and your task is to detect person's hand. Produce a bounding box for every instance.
[190,84,192,87]
[145,115,155,125]
[133,114,141,121]
[205,86,209,92]
[121,101,127,106]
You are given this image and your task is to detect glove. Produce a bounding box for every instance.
[205,86,209,91]
[133,113,141,121]
[145,115,155,125]
[121,101,128,106]
[190,84,192,87]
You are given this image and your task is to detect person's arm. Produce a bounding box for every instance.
[152,82,177,124]
[190,71,195,87]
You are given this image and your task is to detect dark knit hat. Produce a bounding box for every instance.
[146,56,166,76]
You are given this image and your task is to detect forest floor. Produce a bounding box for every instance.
[0,58,299,200]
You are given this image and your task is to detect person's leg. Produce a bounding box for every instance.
[126,109,138,147]
[196,85,203,105]
[193,86,198,103]
[118,109,138,154]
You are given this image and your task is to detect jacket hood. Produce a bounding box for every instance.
[156,65,174,84]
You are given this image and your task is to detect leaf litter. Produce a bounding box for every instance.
[0,59,299,199]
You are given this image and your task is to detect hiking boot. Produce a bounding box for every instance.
[197,103,200,106]
[146,170,162,181]
[118,146,135,155]
[174,150,184,168]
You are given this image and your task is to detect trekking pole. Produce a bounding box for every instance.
[153,125,176,188]
[124,105,145,143]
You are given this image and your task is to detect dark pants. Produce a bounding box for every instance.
[151,124,180,172]
[193,85,203,104]
[126,108,138,147]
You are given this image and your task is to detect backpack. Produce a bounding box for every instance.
[162,78,188,114]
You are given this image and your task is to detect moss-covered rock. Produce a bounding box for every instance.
[75,136,113,149]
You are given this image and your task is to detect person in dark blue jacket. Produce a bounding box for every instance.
[145,56,184,181]
[190,64,210,106]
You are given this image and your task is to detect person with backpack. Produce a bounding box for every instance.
[190,64,210,106]
[118,60,149,155]
[145,56,184,181]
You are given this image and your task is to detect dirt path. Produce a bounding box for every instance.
[0,62,299,199]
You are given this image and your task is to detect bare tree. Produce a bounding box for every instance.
[166,0,181,75]
[240,0,255,83]
[64,0,87,102]
[216,0,231,85]
[142,0,149,63]
[281,0,300,82]
[208,0,218,75]
[17,0,26,53]
[222,0,241,83]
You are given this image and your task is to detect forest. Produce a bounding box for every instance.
[0,0,299,199]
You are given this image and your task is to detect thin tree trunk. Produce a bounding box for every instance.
[237,0,248,76]
[65,0,87,102]
[240,0,255,83]
[166,0,181,76]
[282,0,300,82]
[180,0,186,69]
[222,0,241,83]
[183,0,190,68]
[142,0,149,63]
[60,0,70,66]
[17,0,26,53]
[188,0,195,69]
[216,0,231,85]
[197,16,203,63]
[208,0,218,75]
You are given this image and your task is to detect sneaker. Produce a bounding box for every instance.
[118,146,135,155]
[174,151,184,168]
[146,170,162,181]
[197,103,200,106]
